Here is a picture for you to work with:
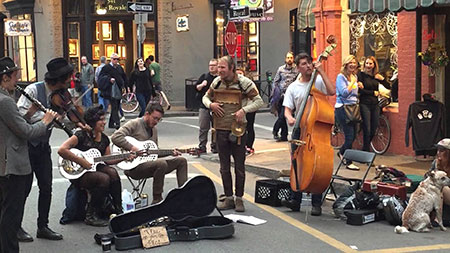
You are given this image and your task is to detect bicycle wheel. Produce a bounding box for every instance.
[371,114,391,154]
[121,92,139,113]
[330,124,345,149]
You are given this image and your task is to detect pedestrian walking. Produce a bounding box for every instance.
[271,52,298,142]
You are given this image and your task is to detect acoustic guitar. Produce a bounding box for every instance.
[112,136,197,171]
[59,148,150,180]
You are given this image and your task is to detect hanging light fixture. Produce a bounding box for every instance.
[96,0,107,15]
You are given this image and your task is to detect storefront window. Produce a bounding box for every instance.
[349,12,398,76]
[67,0,82,15]
[214,7,260,79]
[68,22,80,71]
[143,22,156,59]
[119,21,125,40]
[96,21,112,41]
[6,14,36,83]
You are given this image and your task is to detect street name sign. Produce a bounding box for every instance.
[127,2,154,13]
[229,6,250,20]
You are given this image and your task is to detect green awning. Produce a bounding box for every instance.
[350,0,450,13]
[297,0,316,30]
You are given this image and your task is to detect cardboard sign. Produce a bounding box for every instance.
[140,226,170,249]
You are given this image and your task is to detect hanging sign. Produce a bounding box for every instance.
[5,19,32,36]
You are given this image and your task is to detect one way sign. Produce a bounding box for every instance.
[127,2,154,13]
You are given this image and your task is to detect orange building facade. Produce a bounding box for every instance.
[310,0,450,156]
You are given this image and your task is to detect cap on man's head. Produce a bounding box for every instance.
[436,138,450,150]
[0,57,21,75]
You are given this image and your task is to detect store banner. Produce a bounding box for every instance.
[230,0,274,22]
[5,19,32,36]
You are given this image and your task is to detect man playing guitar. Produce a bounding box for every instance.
[111,103,188,204]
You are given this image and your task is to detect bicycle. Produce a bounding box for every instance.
[331,100,391,155]
[259,70,273,103]
[121,92,139,113]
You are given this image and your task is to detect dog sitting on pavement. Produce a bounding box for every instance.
[395,170,450,234]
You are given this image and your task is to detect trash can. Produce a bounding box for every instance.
[185,78,200,111]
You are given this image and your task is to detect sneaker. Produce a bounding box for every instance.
[120,116,126,122]
[195,147,207,154]
[273,132,280,140]
[235,197,245,212]
[217,196,235,210]
[311,206,322,216]
[346,164,360,171]
[276,137,288,142]
[211,148,218,154]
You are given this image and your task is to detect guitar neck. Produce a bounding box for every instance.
[94,149,191,163]
[94,152,132,163]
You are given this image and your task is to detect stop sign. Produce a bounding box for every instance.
[224,22,237,56]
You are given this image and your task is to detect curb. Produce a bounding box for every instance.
[199,153,353,195]
[124,107,271,119]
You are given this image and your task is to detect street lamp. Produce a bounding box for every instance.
[96,0,107,15]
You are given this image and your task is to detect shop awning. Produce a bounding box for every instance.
[350,0,450,13]
[297,0,316,30]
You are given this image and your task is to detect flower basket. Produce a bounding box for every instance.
[418,43,449,76]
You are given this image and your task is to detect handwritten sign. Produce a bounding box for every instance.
[5,19,32,36]
[140,226,170,249]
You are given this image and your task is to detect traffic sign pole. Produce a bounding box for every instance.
[135,13,148,58]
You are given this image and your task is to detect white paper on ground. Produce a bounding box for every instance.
[224,214,267,225]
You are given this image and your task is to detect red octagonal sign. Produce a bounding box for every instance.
[225,21,237,56]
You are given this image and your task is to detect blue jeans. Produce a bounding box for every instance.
[360,103,380,152]
[335,106,358,156]
[136,92,151,117]
[81,85,93,108]
[98,90,110,112]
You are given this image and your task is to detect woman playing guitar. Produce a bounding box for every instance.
[58,105,132,226]
[281,37,337,215]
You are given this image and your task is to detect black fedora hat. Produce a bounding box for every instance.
[45,57,74,79]
[0,57,21,74]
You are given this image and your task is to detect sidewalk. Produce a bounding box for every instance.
[126,106,431,179]
[201,137,431,181]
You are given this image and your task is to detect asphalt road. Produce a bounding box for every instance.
[19,113,450,253]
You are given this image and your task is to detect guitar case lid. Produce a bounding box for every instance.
[109,175,218,234]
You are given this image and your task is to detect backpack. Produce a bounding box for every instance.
[382,195,407,225]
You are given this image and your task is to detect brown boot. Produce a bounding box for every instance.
[151,194,163,205]
[217,196,235,210]
[235,197,245,212]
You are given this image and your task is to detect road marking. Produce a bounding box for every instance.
[191,163,355,253]
[360,244,450,253]
[255,148,288,153]
[163,120,199,129]
[254,123,292,135]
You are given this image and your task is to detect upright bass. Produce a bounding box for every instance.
[290,35,337,194]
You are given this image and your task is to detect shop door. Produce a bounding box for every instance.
[92,20,133,73]
[444,14,450,136]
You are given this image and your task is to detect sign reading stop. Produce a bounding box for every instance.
[224,21,237,56]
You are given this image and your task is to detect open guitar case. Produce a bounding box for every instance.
[106,175,234,251]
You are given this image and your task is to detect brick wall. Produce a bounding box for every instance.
[389,12,434,155]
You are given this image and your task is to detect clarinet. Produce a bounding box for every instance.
[16,85,73,137]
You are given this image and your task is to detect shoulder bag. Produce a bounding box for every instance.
[343,103,362,124]
[111,81,122,100]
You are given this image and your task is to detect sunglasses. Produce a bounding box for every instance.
[113,58,120,60]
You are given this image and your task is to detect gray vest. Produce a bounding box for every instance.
[29,82,52,147]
